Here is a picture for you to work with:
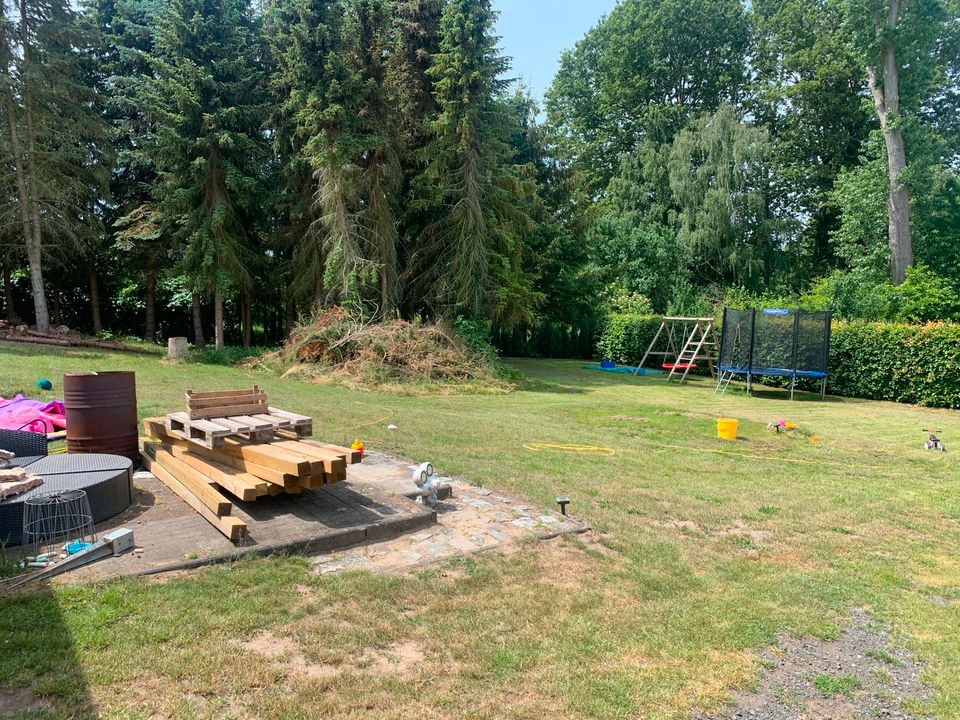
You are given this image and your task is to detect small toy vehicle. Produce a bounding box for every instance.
[924,429,946,451]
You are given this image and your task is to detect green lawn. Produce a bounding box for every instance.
[2,341,959,719]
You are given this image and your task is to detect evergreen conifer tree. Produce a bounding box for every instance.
[145,0,269,349]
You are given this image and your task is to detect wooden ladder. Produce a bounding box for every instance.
[668,320,718,383]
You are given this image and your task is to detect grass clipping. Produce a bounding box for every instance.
[264,307,517,394]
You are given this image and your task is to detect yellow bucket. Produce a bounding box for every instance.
[716,417,739,441]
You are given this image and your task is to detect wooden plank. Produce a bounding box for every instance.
[229,415,274,430]
[220,438,312,476]
[300,439,362,465]
[249,413,289,428]
[270,440,345,475]
[189,403,270,421]
[146,423,295,488]
[167,412,234,436]
[299,475,323,489]
[163,444,269,500]
[186,386,263,402]
[141,449,246,542]
[203,416,249,433]
[186,394,266,410]
[146,419,307,485]
[151,448,233,516]
[267,406,312,424]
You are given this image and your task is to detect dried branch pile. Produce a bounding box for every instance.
[265,307,514,393]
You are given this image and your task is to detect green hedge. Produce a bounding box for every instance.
[829,321,960,407]
[596,314,960,408]
[594,314,665,365]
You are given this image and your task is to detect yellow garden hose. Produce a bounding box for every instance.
[522,442,616,456]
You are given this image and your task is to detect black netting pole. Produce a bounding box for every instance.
[790,309,800,375]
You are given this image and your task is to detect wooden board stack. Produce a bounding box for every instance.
[140,416,362,542]
[164,387,313,449]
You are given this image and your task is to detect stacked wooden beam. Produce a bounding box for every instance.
[140,418,362,541]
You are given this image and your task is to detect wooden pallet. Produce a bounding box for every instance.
[165,408,313,449]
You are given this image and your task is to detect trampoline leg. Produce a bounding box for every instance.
[790,376,796,400]
[821,376,826,399]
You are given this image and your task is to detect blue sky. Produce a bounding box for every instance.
[494,0,619,103]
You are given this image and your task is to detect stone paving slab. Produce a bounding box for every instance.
[309,478,587,575]
[29,451,586,585]
[56,470,435,584]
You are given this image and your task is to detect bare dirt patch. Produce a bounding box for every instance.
[533,535,604,591]
[650,518,701,533]
[242,631,426,681]
[696,610,930,720]
[0,686,52,715]
[714,523,770,544]
[611,415,652,423]
[362,641,425,675]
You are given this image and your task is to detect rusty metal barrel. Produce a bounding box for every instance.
[64,371,139,461]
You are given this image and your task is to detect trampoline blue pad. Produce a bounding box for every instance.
[719,365,826,378]
[583,364,665,375]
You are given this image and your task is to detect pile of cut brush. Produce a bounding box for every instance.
[260,307,516,394]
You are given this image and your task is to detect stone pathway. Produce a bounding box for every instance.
[696,610,930,720]
[311,477,586,575]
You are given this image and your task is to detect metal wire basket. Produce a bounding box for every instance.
[22,489,97,561]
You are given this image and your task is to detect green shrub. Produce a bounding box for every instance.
[883,264,960,323]
[801,265,960,323]
[595,313,664,364]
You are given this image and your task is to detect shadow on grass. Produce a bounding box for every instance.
[0,582,94,718]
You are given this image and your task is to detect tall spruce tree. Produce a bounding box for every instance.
[93,0,167,342]
[144,0,268,349]
[415,0,535,322]
[0,0,108,332]
[350,0,401,316]
[268,0,365,305]
[389,0,443,316]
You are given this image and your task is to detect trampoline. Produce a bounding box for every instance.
[715,308,831,399]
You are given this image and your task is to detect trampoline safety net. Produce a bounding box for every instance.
[717,307,831,397]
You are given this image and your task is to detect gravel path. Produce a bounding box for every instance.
[697,610,931,720]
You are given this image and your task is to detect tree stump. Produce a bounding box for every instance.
[167,336,189,361]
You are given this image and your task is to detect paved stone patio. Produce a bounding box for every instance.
[310,452,587,575]
[44,451,586,584]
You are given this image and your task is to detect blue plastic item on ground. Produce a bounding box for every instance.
[583,364,665,375]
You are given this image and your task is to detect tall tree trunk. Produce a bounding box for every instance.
[286,295,297,339]
[2,251,16,322]
[0,16,48,332]
[144,259,156,343]
[18,0,50,330]
[241,290,252,350]
[214,287,224,351]
[192,290,205,348]
[865,0,912,285]
[89,261,102,334]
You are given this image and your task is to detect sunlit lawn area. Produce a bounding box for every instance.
[1,342,959,719]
